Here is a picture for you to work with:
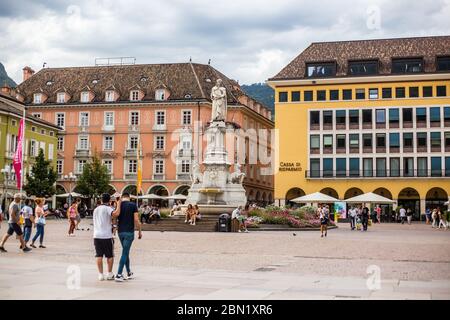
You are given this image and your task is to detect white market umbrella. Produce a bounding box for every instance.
[291,192,339,204]
[138,194,163,200]
[55,192,85,198]
[166,194,187,200]
[345,192,395,204]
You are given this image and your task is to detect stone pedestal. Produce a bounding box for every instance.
[185,121,247,214]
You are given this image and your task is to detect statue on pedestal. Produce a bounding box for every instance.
[211,79,227,122]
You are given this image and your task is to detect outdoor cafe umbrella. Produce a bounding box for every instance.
[55,192,85,198]
[291,192,339,204]
[138,194,164,200]
[166,194,188,200]
[345,192,396,204]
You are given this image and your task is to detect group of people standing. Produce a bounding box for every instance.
[348,205,371,231]
[92,192,142,282]
[0,194,49,252]
[426,208,449,230]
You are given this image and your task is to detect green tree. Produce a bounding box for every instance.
[75,154,111,199]
[23,148,57,197]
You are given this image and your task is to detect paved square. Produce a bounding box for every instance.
[0,220,449,300]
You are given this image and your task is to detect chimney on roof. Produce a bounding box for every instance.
[23,66,35,82]
[1,82,11,95]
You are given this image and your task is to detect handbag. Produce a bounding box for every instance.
[37,216,46,225]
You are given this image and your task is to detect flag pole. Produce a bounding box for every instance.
[19,106,26,208]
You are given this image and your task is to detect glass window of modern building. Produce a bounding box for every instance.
[417,157,428,177]
[437,86,447,97]
[389,108,399,126]
[416,108,426,125]
[423,86,433,97]
[323,110,333,128]
[323,158,333,177]
[323,135,333,149]
[310,135,320,151]
[390,158,400,177]
[306,62,336,78]
[392,58,423,73]
[417,132,427,150]
[404,157,414,177]
[389,133,400,149]
[304,91,313,101]
[336,134,346,150]
[403,133,413,149]
[310,159,320,178]
[349,134,359,149]
[310,111,320,127]
[382,88,392,99]
[317,90,327,101]
[336,110,346,127]
[376,158,387,177]
[362,109,372,127]
[349,110,359,126]
[430,107,441,125]
[376,133,386,148]
[437,56,450,71]
[396,87,406,98]
[363,158,373,177]
[336,158,346,177]
[356,89,365,100]
[376,109,386,124]
[343,89,352,100]
[348,60,379,75]
[291,91,301,102]
[403,108,413,126]
[431,157,442,177]
[349,158,360,177]
[369,88,379,99]
[330,90,339,101]
[279,92,288,102]
[409,87,419,98]
[363,134,373,148]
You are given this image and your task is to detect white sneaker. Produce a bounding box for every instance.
[184,220,187,223]
[238,230,242,233]
[126,272,134,280]
[106,272,115,280]
[98,274,104,281]
[115,274,125,282]
[244,229,249,233]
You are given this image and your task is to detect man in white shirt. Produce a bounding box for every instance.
[399,207,407,224]
[93,193,121,281]
[349,207,357,230]
[232,206,248,233]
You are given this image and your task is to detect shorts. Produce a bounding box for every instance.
[320,219,328,226]
[94,238,114,258]
[7,223,23,236]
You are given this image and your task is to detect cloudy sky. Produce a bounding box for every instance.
[1,0,450,85]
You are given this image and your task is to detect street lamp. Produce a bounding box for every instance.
[63,172,76,205]
[1,165,15,218]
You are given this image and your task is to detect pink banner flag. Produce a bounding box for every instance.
[13,118,25,189]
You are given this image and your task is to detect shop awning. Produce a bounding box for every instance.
[345,192,396,204]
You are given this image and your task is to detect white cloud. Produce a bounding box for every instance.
[1,0,449,85]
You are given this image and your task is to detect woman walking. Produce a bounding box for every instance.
[437,208,448,230]
[431,208,438,228]
[67,202,78,236]
[30,198,48,248]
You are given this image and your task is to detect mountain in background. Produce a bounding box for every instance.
[241,83,274,116]
[0,62,17,88]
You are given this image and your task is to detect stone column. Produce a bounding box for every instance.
[420,198,426,217]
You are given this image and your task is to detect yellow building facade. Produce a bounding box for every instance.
[268,36,450,220]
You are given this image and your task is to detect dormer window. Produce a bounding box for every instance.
[348,60,379,76]
[437,56,450,72]
[155,89,166,101]
[130,90,140,101]
[33,93,42,104]
[306,62,336,78]
[392,58,423,74]
[80,91,90,103]
[57,92,66,103]
[105,90,115,102]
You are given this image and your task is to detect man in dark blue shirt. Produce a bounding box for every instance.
[113,193,142,281]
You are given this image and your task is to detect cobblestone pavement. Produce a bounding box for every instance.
[0,220,449,299]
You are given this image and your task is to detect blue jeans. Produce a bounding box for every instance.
[117,232,134,275]
[32,224,45,244]
[24,225,33,242]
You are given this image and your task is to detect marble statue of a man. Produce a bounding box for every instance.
[211,79,227,122]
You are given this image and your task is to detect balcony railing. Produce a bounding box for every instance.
[306,169,450,179]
